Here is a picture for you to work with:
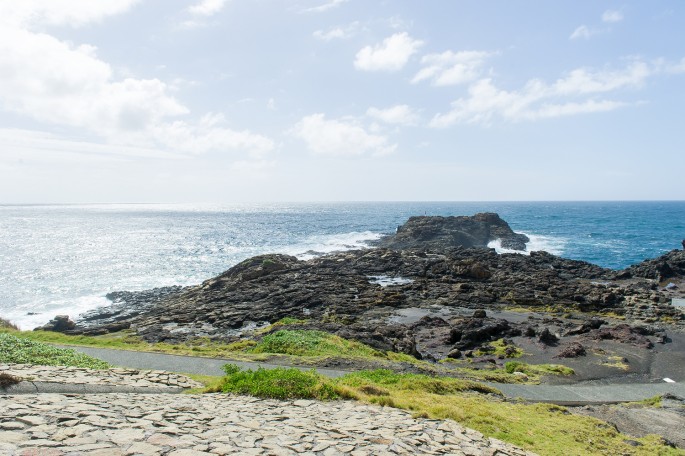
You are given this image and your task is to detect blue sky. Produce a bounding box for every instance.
[1,0,684,202]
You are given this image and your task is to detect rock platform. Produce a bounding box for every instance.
[0,365,536,456]
[0,364,203,390]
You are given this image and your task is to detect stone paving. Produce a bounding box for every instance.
[0,364,537,456]
[0,364,203,390]
[0,393,535,456]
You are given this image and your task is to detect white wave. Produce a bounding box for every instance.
[4,295,112,331]
[282,231,384,260]
[488,232,567,256]
[368,276,414,287]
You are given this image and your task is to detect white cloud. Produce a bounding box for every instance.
[303,0,348,13]
[291,114,396,157]
[366,105,419,126]
[430,61,652,127]
[313,22,359,41]
[569,25,600,40]
[188,0,228,17]
[0,0,140,28]
[0,128,186,163]
[412,50,493,86]
[0,4,274,158]
[354,32,424,72]
[602,10,624,23]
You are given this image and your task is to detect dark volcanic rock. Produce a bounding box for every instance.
[35,315,75,332]
[378,213,530,251]
[584,324,661,349]
[556,342,587,358]
[70,215,685,357]
[621,249,685,281]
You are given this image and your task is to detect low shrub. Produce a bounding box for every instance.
[219,364,341,400]
[0,333,110,369]
[0,372,21,389]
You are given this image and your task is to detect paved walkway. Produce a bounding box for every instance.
[63,345,685,405]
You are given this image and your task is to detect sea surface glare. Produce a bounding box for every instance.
[1,201,684,329]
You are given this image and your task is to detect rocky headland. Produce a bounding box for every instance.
[45,213,685,382]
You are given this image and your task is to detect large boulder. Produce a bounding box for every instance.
[378,213,530,251]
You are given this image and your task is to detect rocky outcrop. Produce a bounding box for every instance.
[42,213,683,371]
[620,249,685,282]
[34,315,76,332]
[378,213,530,251]
[64,244,684,354]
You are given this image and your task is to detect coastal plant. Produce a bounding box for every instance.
[217,364,340,400]
[474,338,524,358]
[0,333,110,369]
[336,369,500,396]
[0,372,22,389]
[504,361,575,376]
[251,330,382,358]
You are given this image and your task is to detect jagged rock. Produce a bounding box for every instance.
[585,324,659,349]
[66,215,685,358]
[446,348,462,359]
[622,249,685,281]
[35,315,75,332]
[378,213,530,251]
[472,309,487,319]
[564,318,606,336]
[556,342,587,358]
[538,328,559,345]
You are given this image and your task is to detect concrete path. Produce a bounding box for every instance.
[58,345,351,378]
[62,345,685,405]
[488,381,685,405]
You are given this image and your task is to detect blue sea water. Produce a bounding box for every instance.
[1,201,684,329]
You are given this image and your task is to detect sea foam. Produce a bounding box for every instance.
[488,232,567,256]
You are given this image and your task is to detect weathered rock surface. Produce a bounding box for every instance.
[378,212,530,251]
[68,246,684,351]
[42,215,683,376]
[0,364,202,390]
[0,392,537,456]
[35,315,76,332]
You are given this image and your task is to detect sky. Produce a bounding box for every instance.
[1,0,684,203]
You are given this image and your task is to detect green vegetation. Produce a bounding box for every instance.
[212,364,341,400]
[505,361,575,377]
[210,365,678,456]
[251,330,382,358]
[0,333,110,369]
[474,338,524,358]
[602,355,630,371]
[622,395,663,408]
[0,327,258,358]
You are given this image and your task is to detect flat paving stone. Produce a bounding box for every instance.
[0,393,536,456]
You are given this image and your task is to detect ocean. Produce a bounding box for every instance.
[1,201,684,330]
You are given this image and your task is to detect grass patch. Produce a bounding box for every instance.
[505,361,575,377]
[0,328,257,358]
[0,333,110,369]
[601,355,630,371]
[209,365,679,455]
[622,395,663,408]
[475,338,524,358]
[213,364,342,400]
[251,330,383,358]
